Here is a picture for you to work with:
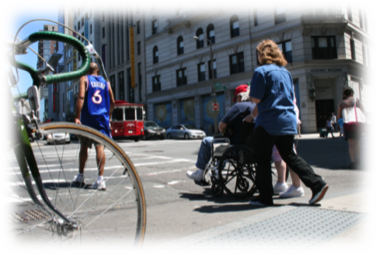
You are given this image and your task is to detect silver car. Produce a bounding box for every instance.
[166,124,206,139]
[46,133,71,145]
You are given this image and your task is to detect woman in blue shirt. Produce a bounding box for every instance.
[249,40,328,206]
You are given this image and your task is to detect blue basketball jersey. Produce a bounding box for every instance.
[81,75,111,137]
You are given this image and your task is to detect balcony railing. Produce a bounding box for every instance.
[301,13,345,24]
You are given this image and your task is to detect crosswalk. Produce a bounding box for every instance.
[2,143,195,204]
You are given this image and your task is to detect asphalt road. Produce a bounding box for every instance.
[6,133,370,250]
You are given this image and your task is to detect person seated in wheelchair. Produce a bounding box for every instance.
[186,84,257,183]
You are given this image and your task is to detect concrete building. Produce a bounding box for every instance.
[100,6,146,106]
[60,7,103,121]
[37,24,58,122]
[141,5,373,134]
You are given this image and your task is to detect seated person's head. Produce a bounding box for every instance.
[232,84,250,103]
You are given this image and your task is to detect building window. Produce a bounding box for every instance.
[275,7,286,24]
[90,24,92,34]
[74,25,76,32]
[196,28,204,49]
[198,63,205,81]
[208,60,217,79]
[137,41,141,55]
[364,10,368,32]
[152,75,161,92]
[81,17,84,26]
[229,52,244,74]
[311,36,337,59]
[254,9,259,26]
[110,75,116,99]
[315,4,324,17]
[177,36,184,55]
[176,68,187,86]
[359,9,364,29]
[78,21,80,30]
[230,15,240,38]
[138,62,142,87]
[119,71,125,100]
[175,6,183,16]
[362,44,367,65]
[152,20,158,35]
[153,46,159,64]
[137,21,140,34]
[102,27,105,38]
[347,6,353,22]
[277,41,292,63]
[207,24,215,45]
[350,39,356,60]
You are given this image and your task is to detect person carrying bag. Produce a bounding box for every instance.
[337,87,366,169]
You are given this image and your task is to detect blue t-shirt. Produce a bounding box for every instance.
[81,75,111,137]
[221,101,256,145]
[337,118,343,127]
[249,64,297,135]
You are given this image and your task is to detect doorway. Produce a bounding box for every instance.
[315,99,334,131]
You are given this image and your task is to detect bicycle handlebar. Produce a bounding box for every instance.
[11,31,90,87]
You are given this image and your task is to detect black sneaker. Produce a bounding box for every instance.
[348,162,356,169]
[309,184,329,205]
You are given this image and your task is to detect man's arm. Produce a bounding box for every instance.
[75,76,87,124]
[108,82,115,119]
[218,121,227,133]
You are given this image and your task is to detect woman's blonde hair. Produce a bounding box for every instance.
[256,39,287,67]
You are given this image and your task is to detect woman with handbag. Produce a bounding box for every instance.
[337,87,366,169]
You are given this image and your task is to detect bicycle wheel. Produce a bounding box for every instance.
[217,145,257,198]
[7,122,146,245]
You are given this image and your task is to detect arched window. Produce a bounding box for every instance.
[196,28,204,49]
[230,15,240,38]
[153,46,158,64]
[177,36,184,55]
[207,24,215,45]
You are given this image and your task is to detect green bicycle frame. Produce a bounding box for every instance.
[11,31,91,224]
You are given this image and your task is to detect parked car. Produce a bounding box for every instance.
[46,133,71,145]
[166,124,206,139]
[143,121,166,140]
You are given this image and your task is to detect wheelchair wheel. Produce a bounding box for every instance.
[217,145,256,198]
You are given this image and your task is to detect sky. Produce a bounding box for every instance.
[6,9,60,96]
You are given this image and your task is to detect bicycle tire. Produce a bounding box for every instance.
[8,122,146,245]
[217,145,257,198]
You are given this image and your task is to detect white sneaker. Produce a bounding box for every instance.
[273,182,288,195]
[92,180,106,190]
[186,169,204,181]
[72,174,85,185]
[279,185,304,198]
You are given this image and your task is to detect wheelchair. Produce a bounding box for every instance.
[194,137,257,198]
[193,136,291,198]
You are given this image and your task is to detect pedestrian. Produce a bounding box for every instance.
[186,84,256,182]
[72,62,116,190]
[248,39,328,206]
[337,87,365,169]
[331,112,337,132]
[326,116,335,138]
[338,117,344,138]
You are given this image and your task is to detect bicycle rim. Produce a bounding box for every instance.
[8,122,146,246]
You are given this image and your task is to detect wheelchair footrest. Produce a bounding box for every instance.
[194,179,211,187]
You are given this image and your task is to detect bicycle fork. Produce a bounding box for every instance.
[14,118,76,228]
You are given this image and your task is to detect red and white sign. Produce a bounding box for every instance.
[212,102,219,111]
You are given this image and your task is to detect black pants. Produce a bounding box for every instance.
[252,126,326,205]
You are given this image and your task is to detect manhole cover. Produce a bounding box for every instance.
[14,208,50,223]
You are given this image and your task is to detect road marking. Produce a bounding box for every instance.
[144,166,196,177]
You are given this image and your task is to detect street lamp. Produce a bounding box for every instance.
[193,35,218,135]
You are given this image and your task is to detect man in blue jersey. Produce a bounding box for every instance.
[72,62,115,190]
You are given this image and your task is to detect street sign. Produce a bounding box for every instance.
[212,102,219,111]
[215,82,226,90]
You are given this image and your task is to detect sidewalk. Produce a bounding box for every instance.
[142,191,375,253]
